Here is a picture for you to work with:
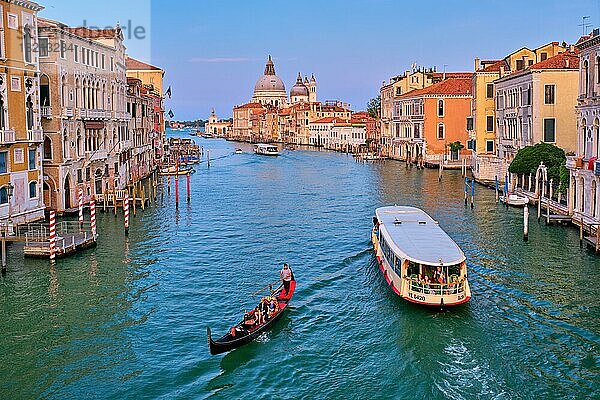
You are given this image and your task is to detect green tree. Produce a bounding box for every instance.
[508,142,566,186]
[448,141,465,153]
[367,96,381,119]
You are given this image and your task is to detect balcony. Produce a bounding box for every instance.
[88,149,108,161]
[41,106,52,118]
[115,140,132,153]
[566,155,583,169]
[0,129,16,145]
[64,107,74,118]
[28,129,44,142]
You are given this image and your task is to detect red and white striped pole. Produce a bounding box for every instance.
[49,210,56,262]
[78,188,84,228]
[186,172,191,203]
[175,162,179,209]
[90,198,97,238]
[124,195,130,235]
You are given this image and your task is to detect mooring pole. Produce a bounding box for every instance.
[546,197,550,225]
[186,172,191,203]
[1,235,6,274]
[580,221,584,247]
[464,177,468,206]
[124,195,130,236]
[438,161,442,182]
[495,175,499,203]
[470,178,475,209]
[523,205,529,241]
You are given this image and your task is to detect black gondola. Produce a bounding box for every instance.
[207,275,296,355]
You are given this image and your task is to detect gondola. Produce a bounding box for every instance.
[207,274,296,355]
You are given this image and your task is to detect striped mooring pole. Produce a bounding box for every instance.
[90,198,97,237]
[49,210,57,262]
[124,195,130,235]
[78,188,84,227]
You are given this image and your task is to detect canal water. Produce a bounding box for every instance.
[1,133,598,399]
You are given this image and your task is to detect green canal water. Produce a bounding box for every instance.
[1,134,599,399]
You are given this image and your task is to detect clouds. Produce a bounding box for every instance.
[189,57,253,63]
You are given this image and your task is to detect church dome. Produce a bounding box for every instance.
[254,56,286,93]
[290,72,309,97]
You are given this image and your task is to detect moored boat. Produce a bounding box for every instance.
[500,193,529,206]
[254,143,280,156]
[235,148,243,154]
[371,206,471,307]
[159,166,194,176]
[207,273,296,355]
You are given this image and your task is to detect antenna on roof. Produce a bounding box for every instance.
[579,16,591,36]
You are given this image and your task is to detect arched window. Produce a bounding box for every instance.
[437,99,444,117]
[596,56,600,84]
[584,60,589,96]
[29,181,37,198]
[0,186,7,204]
[437,123,445,139]
[0,95,5,130]
[63,129,69,159]
[24,25,32,63]
[26,95,34,130]
[581,118,587,156]
[40,74,50,108]
[44,135,52,160]
[61,75,67,107]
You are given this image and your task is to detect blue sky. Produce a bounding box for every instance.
[41,0,600,120]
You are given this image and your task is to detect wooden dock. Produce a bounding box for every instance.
[1,221,98,258]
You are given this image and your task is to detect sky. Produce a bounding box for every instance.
[40,0,600,120]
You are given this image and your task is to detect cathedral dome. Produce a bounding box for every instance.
[253,56,286,93]
[290,72,309,97]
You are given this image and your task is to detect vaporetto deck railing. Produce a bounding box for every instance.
[408,278,467,296]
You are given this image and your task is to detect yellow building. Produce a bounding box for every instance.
[470,42,567,183]
[126,56,165,134]
[0,0,45,226]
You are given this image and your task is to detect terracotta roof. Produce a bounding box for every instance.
[431,72,473,79]
[399,78,473,98]
[126,56,163,71]
[478,60,506,72]
[234,102,264,110]
[529,50,580,70]
[311,117,338,124]
[64,27,120,39]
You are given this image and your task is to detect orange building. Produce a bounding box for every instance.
[397,77,473,164]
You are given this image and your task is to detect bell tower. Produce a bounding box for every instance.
[308,74,317,102]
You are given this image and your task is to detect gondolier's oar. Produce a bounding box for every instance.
[250,280,281,296]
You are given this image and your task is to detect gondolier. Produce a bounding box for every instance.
[280,263,292,293]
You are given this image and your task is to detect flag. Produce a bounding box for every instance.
[165,86,172,98]
[168,109,174,119]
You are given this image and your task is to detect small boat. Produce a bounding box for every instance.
[372,206,471,307]
[254,143,280,156]
[203,133,215,139]
[500,193,529,206]
[285,145,296,151]
[159,166,194,176]
[207,274,296,355]
[235,148,243,154]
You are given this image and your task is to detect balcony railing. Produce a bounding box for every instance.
[41,106,52,118]
[28,129,44,142]
[0,129,16,145]
[88,149,108,161]
[64,107,74,118]
[115,140,132,153]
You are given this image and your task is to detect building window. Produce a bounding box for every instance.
[74,45,78,62]
[486,115,494,132]
[77,169,83,183]
[540,52,548,62]
[0,186,7,204]
[23,25,32,63]
[544,84,555,105]
[0,151,7,173]
[486,84,493,98]
[437,123,445,139]
[437,99,444,117]
[60,39,66,59]
[28,148,36,170]
[584,60,589,96]
[11,76,21,91]
[7,13,17,29]
[29,181,37,198]
[38,38,49,57]
[543,118,556,142]
[486,140,494,153]
[466,117,473,131]
[516,59,525,71]
[467,139,475,150]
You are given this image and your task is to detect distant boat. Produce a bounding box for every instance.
[372,206,471,307]
[500,193,529,206]
[203,132,215,139]
[235,148,243,154]
[254,143,279,156]
[189,131,197,136]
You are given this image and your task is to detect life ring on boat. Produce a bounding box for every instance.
[230,326,236,337]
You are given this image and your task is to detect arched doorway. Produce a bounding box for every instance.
[64,175,71,210]
[94,168,103,195]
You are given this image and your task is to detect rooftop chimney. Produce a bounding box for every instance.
[475,57,481,71]
[499,65,505,77]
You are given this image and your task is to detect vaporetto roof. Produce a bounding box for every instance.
[375,206,465,266]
